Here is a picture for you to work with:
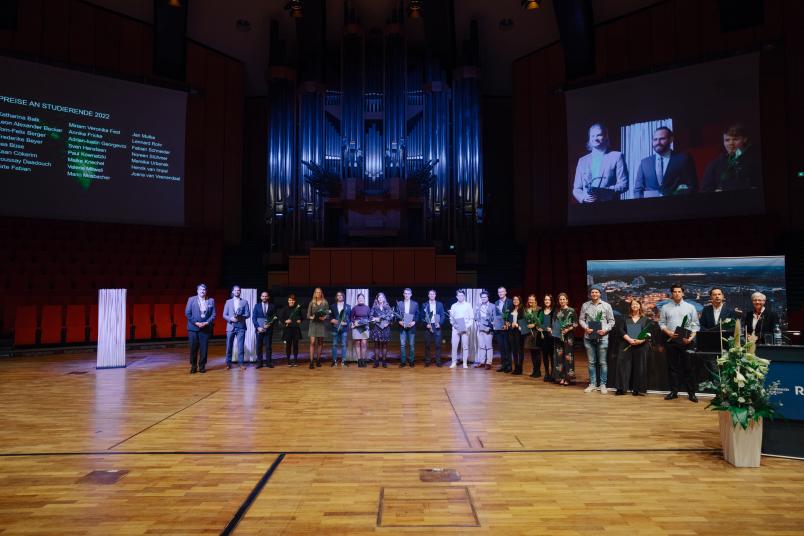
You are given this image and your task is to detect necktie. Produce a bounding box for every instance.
[263,303,267,315]
[656,156,664,185]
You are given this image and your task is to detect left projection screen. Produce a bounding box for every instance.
[0,56,186,225]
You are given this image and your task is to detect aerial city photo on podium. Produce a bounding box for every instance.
[1,0,803,534]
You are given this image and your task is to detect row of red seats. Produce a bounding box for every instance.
[12,298,233,346]
[0,274,220,292]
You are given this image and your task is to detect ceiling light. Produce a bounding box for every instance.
[408,0,423,18]
[284,0,303,18]
[521,0,540,10]
[167,0,181,7]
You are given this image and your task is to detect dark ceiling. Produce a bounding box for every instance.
[86,0,660,96]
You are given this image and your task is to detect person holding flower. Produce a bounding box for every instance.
[474,291,497,369]
[306,287,330,369]
[554,293,577,386]
[370,292,394,368]
[509,295,526,375]
[350,293,371,368]
[279,294,303,367]
[579,285,615,393]
[615,298,651,396]
[448,289,474,368]
[538,295,557,380]
[329,291,351,367]
[659,284,700,402]
[494,287,514,373]
[522,294,542,378]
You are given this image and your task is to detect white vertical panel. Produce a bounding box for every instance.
[241,288,257,362]
[465,288,485,364]
[345,288,369,361]
[97,288,127,369]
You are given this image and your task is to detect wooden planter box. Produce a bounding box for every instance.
[719,412,763,467]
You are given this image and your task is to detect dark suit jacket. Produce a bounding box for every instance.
[742,308,780,341]
[330,302,352,334]
[252,301,278,331]
[185,296,216,333]
[634,151,698,198]
[419,301,446,329]
[494,298,513,330]
[700,144,761,193]
[699,305,739,331]
[278,303,304,339]
[396,300,419,328]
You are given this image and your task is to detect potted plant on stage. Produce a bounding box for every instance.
[699,319,780,467]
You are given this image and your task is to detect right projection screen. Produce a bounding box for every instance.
[565,53,762,226]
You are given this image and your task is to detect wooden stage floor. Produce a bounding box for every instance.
[0,345,802,535]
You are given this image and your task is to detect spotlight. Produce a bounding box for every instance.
[408,0,423,18]
[167,0,181,7]
[284,0,303,18]
[521,0,540,9]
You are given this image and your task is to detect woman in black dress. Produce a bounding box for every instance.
[279,294,303,367]
[538,294,556,381]
[509,295,525,375]
[615,299,650,396]
[370,292,394,368]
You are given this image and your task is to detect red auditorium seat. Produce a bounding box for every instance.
[132,304,153,340]
[173,303,188,338]
[153,304,173,338]
[13,305,37,346]
[89,304,99,342]
[65,305,87,343]
[40,305,64,345]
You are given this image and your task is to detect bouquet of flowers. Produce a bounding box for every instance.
[334,307,347,332]
[699,320,780,429]
[263,315,278,328]
[288,305,301,323]
[524,309,540,329]
[624,322,652,351]
[719,316,736,331]
[313,305,331,322]
[674,314,691,339]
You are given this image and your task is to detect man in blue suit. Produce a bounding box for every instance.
[185,283,216,374]
[634,126,698,198]
[420,289,445,367]
[329,291,351,367]
[252,290,277,369]
[396,288,419,367]
[223,285,250,370]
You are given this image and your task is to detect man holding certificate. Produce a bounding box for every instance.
[579,285,615,393]
[659,284,700,402]
[421,289,445,367]
[396,288,419,368]
[449,290,474,368]
[223,285,251,371]
[252,291,277,369]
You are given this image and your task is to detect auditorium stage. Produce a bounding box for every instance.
[0,349,802,535]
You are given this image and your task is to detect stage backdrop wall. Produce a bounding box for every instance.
[586,255,786,394]
[586,256,787,328]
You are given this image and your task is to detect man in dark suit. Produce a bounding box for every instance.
[634,126,698,198]
[184,283,216,374]
[699,287,739,331]
[252,290,277,369]
[495,286,514,373]
[742,291,780,343]
[396,288,419,367]
[223,285,251,370]
[420,289,446,367]
[329,291,351,367]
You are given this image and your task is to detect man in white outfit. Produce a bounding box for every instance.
[449,289,474,368]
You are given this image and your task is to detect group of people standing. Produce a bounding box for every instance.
[183,282,780,404]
